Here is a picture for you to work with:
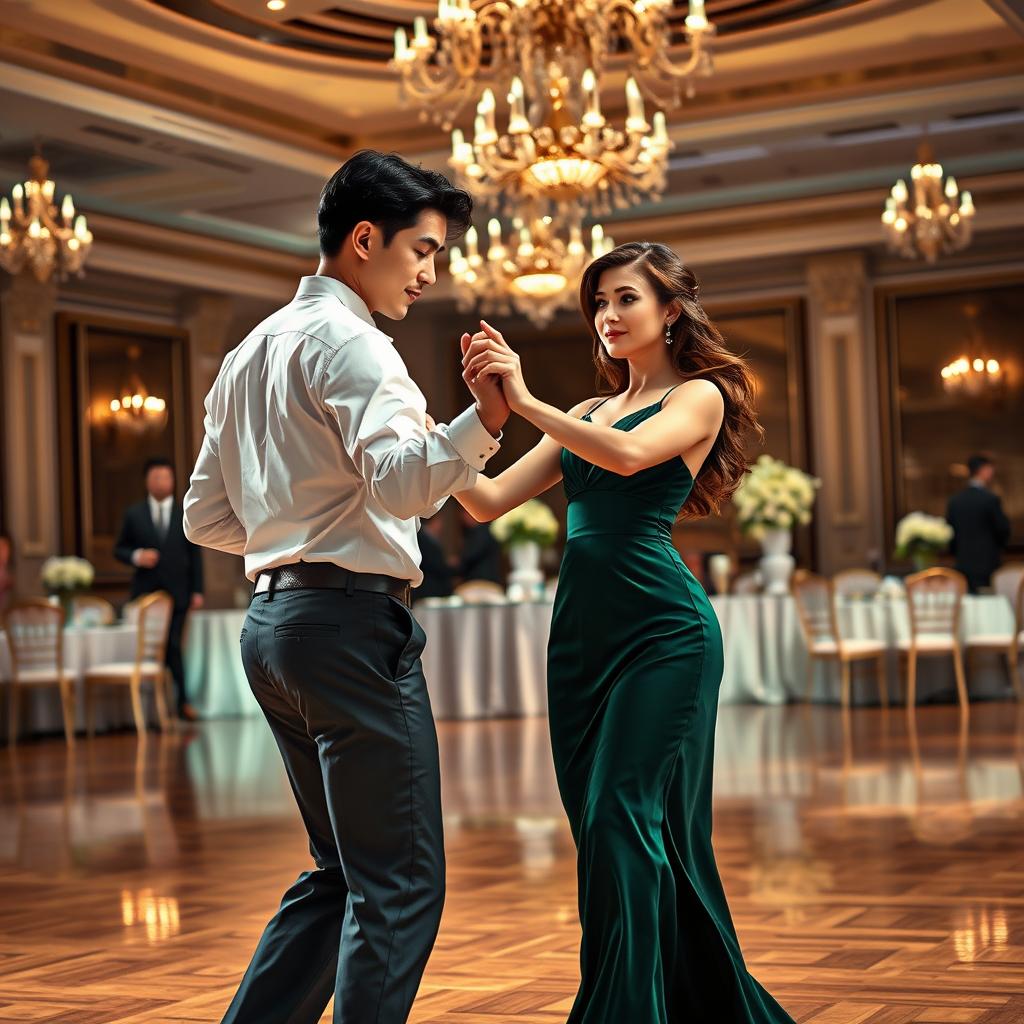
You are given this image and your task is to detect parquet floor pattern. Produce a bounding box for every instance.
[0,702,1021,1023]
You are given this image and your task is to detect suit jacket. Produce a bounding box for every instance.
[114,500,204,609]
[458,523,503,585]
[413,528,454,600]
[946,485,1011,588]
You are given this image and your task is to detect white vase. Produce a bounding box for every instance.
[759,528,794,595]
[507,541,544,600]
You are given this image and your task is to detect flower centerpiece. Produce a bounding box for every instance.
[732,455,821,594]
[894,512,953,571]
[490,499,559,599]
[40,556,95,622]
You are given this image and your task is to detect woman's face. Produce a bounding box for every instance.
[592,264,673,361]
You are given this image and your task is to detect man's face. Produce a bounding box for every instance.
[146,466,175,500]
[977,463,995,485]
[360,209,446,320]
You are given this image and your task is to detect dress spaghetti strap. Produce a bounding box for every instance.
[585,396,613,417]
[659,382,683,407]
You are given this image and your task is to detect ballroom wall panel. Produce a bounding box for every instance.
[876,273,1023,563]
[56,312,192,592]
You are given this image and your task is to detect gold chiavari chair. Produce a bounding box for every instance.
[965,563,1024,700]
[84,591,173,736]
[900,568,969,716]
[791,572,888,709]
[832,568,883,600]
[3,599,75,745]
[68,594,116,627]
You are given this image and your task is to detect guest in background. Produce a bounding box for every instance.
[0,532,13,612]
[415,514,454,600]
[946,454,1011,593]
[456,503,503,586]
[114,457,205,720]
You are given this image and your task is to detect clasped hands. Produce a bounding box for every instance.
[460,320,531,414]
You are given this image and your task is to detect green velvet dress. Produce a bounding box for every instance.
[548,390,795,1024]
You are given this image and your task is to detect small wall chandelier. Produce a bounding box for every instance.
[940,304,1003,398]
[448,212,614,327]
[882,141,975,264]
[106,347,168,432]
[393,0,715,214]
[0,151,93,282]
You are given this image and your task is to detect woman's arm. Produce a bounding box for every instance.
[463,323,724,476]
[452,398,595,522]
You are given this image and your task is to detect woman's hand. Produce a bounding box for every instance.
[462,320,533,414]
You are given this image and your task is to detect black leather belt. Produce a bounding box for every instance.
[253,562,412,607]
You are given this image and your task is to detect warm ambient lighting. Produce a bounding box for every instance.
[266,0,287,10]
[392,0,714,216]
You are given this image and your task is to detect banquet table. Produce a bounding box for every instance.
[3,594,1018,734]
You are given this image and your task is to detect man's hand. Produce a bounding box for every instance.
[462,321,532,415]
[190,593,205,611]
[425,413,436,431]
[136,549,160,569]
[461,331,509,436]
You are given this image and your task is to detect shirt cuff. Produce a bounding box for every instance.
[447,405,501,471]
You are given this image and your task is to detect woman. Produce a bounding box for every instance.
[456,242,795,1023]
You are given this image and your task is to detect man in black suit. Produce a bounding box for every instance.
[456,504,503,586]
[946,454,1012,593]
[114,457,205,719]
[414,515,454,600]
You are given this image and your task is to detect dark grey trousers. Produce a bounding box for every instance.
[222,586,443,1024]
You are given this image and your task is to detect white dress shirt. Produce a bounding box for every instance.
[183,275,500,585]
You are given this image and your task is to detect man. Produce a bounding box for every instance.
[114,457,204,720]
[183,151,508,1024]
[414,514,455,600]
[946,454,1012,593]
[456,503,503,586]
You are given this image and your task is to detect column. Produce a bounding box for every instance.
[805,252,886,574]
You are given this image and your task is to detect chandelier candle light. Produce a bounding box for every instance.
[393,0,716,215]
[882,141,974,263]
[448,212,614,327]
[0,153,93,282]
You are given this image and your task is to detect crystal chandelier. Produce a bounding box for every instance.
[882,141,975,264]
[392,0,716,214]
[448,211,614,328]
[0,152,93,282]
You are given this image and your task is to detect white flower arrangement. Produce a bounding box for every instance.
[894,512,953,563]
[40,556,95,593]
[732,455,821,539]
[490,499,559,549]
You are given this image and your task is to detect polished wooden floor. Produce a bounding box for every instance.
[1,701,1022,1023]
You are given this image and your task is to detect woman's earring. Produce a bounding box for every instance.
[665,321,673,344]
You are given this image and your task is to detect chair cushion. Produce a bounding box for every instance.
[897,634,956,651]
[812,638,886,656]
[967,633,1015,647]
[12,666,62,684]
[85,660,164,679]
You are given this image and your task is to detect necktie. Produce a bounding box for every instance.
[157,504,168,542]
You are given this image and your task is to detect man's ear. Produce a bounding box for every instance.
[350,220,375,263]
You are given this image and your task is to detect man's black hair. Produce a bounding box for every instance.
[967,454,992,477]
[318,150,473,257]
[144,457,174,477]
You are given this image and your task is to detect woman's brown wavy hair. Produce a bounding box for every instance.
[579,241,763,520]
